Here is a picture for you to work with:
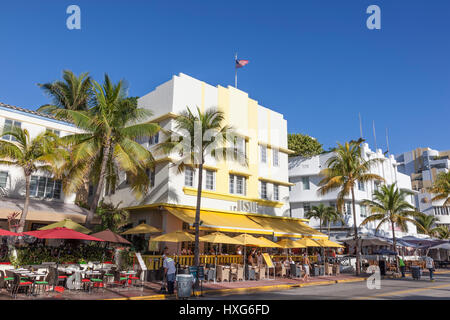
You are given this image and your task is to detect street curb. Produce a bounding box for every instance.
[105,277,367,300]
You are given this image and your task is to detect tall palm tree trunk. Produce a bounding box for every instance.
[17,174,31,233]
[391,219,398,272]
[319,218,322,233]
[351,187,360,276]
[87,139,111,227]
[194,163,203,268]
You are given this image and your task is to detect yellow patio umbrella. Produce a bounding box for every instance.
[233,233,266,246]
[233,234,268,280]
[151,231,195,243]
[200,232,243,245]
[276,239,307,249]
[200,232,243,282]
[295,238,322,247]
[38,219,91,234]
[257,237,282,248]
[314,239,344,248]
[121,223,162,235]
[276,239,306,264]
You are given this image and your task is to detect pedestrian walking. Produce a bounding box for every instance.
[163,247,176,294]
[425,256,435,282]
[302,253,311,282]
[398,256,406,278]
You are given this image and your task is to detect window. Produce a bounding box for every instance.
[29,176,62,199]
[261,181,268,199]
[273,149,279,167]
[358,180,365,191]
[274,184,279,201]
[2,119,21,141]
[303,202,311,213]
[234,136,246,160]
[46,128,60,137]
[345,203,352,215]
[149,132,159,145]
[374,181,380,192]
[260,145,267,163]
[0,171,7,188]
[229,174,246,195]
[205,170,215,190]
[185,167,194,187]
[149,168,155,188]
[302,177,310,190]
[360,205,367,218]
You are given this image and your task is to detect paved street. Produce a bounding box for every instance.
[199,271,450,300]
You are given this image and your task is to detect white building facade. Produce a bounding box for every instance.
[396,147,450,227]
[289,143,418,238]
[105,74,327,252]
[0,102,88,230]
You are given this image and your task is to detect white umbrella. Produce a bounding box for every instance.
[429,242,450,250]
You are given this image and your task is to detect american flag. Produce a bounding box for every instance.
[235,59,249,68]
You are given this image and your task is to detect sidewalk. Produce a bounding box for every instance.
[106,273,366,300]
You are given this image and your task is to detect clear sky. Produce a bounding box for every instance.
[0,0,449,154]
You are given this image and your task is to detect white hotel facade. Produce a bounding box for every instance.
[0,102,89,231]
[105,73,325,252]
[289,143,419,238]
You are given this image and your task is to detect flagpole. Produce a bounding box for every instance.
[235,53,238,88]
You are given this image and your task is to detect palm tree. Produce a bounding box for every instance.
[414,212,440,236]
[434,225,450,240]
[38,70,94,205]
[318,138,384,275]
[0,127,64,232]
[37,70,93,113]
[50,74,160,227]
[430,171,450,206]
[95,200,129,232]
[360,183,422,256]
[305,204,336,233]
[323,208,345,235]
[158,107,243,270]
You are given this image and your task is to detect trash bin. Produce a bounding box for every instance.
[411,266,421,280]
[176,274,193,299]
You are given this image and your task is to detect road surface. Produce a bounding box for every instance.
[198,271,450,300]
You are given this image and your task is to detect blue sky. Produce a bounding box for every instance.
[0,0,449,154]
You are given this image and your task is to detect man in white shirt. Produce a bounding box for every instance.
[425,256,435,282]
[163,247,177,293]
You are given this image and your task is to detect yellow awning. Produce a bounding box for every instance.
[248,215,328,238]
[165,207,273,235]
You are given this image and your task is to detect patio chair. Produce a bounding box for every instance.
[275,263,286,278]
[33,272,50,296]
[206,267,216,282]
[245,265,256,280]
[257,266,266,280]
[0,270,14,293]
[216,265,230,282]
[11,273,33,298]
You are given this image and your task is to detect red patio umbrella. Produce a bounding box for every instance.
[0,228,20,236]
[90,229,131,245]
[23,227,105,292]
[23,227,105,241]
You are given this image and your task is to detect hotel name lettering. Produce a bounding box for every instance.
[235,200,259,213]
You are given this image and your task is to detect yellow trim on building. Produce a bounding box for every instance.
[125,202,309,222]
[258,177,294,187]
[150,112,178,123]
[258,142,295,155]
[182,186,284,208]
[229,170,252,177]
